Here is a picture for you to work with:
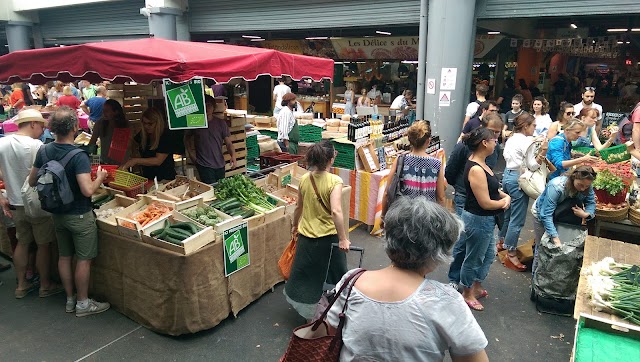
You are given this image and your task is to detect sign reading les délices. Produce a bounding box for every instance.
[163,77,207,130]
[223,222,250,277]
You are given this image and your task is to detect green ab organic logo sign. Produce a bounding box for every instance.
[163,77,207,130]
[223,222,250,276]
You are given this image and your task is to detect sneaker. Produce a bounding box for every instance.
[66,297,77,313]
[76,299,110,317]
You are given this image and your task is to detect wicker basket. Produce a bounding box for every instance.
[629,208,640,225]
[595,204,630,222]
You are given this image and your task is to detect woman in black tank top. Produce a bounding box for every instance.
[448,128,511,312]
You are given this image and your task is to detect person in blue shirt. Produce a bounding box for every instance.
[531,166,596,274]
[80,86,107,130]
[546,119,598,179]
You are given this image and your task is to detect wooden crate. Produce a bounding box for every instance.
[223,125,248,177]
[95,194,138,234]
[114,196,175,240]
[156,177,215,202]
[174,198,244,236]
[141,211,216,255]
[269,185,298,215]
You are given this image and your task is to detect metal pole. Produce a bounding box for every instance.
[416,0,428,120]
[6,22,32,52]
[424,0,477,155]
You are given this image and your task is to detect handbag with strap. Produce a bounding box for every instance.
[518,140,555,199]
[385,155,405,211]
[309,173,332,215]
[21,178,51,219]
[280,268,366,362]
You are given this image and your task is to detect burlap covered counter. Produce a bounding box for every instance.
[90,213,293,336]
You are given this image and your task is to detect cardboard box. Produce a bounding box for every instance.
[114,196,175,240]
[141,211,217,255]
[95,194,138,234]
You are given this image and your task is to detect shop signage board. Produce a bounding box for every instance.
[223,221,250,277]
[163,77,207,130]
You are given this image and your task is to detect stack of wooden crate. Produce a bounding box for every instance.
[223,113,248,177]
[106,84,156,132]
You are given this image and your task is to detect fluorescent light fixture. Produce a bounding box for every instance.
[207,40,224,43]
[632,28,640,32]
[607,28,628,32]
[487,31,500,35]
[305,37,328,40]
[626,41,631,44]
[250,38,265,42]
[617,41,624,44]
[401,61,419,64]
[242,35,262,39]
[570,23,578,29]
[376,31,391,36]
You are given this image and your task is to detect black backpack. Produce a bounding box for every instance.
[36,146,84,213]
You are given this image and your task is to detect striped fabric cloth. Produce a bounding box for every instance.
[400,154,441,202]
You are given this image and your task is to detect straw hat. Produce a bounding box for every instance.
[282,92,297,102]
[15,109,46,125]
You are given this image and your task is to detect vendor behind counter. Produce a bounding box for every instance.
[121,108,182,181]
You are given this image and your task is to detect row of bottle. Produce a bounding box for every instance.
[382,119,410,143]
[348,118,407,142]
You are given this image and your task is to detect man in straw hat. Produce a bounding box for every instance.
[0,109,64,298]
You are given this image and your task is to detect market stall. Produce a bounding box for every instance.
[0,38,336,335]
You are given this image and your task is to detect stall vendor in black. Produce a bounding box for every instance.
[121,108,176,181]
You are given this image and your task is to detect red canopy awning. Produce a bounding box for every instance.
[0,38,334,84]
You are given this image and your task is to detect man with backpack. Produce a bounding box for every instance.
[0,109,63,298]
[462,84,489,129]
[28,106,110,317]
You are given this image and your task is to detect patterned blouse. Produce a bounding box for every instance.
[400,154,441,202]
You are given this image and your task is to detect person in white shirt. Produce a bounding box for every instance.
[276,93,299,154]
[390,90,415,116]
[573,87,603,133]
[273,78,292,116]
[0,109,63,299]
[498,112,548,271]
[532,96,552,137]
[367,84,382,104]
[463,84,489,128]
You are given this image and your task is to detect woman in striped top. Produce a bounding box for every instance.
[382,120,445,217]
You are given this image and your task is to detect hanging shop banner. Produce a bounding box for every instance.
[260,40,304,55]
[223,222,250,277]
[163,77,207,130]
[474,35,505,58]
[330,36,419,60]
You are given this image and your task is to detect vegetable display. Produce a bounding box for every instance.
[214,175,276,214]
[122,201,173,229]
[164,178,189,190]
[583,257,640,325]
[92,194,115,208]
[181,205,222,227]
[96,206,124,220]
[150,220,202,245]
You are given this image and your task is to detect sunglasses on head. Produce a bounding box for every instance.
[576,169,596,178]
[584,87,596,92]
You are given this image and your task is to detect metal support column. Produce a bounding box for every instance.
[424,0,477,154]
[416,0,428,120]
[6,22,32,52]
[141,7,183,40]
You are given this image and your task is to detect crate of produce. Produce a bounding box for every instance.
[91,165,118,183]
[175,197,243,235]
[94,194,138,234]
[156,176,215,202]
[115,197,175,240]
[142,211,216,255]
[269,185,299,215]
[599,144,631,164]
[259,151,288,169]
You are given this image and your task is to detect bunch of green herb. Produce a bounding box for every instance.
[214,175,275,213]
[593,169,626,196]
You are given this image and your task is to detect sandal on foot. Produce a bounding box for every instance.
[465,299,484,311]
[496,241,506,254]
[15,283,37,299]
[476,290,488,299]
[504,254,527,272]
[39,284,65,298]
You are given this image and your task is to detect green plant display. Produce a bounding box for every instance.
[593,169,626,196]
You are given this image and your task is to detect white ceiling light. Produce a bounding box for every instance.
[607,28,628,32]
[305,37,328,40]
[376,31,391,36]
[487,31,500,35]
[617,41,624,44]
[250,38,265,42]
[570,23,578,29]
[207,40,224,43]
[242,35,262,39]
[632,28,640,32]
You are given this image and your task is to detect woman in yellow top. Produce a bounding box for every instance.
[284,141,350,320]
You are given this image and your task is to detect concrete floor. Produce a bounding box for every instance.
[0,215,577,361]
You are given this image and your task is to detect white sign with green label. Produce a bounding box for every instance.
[163,77,208,130]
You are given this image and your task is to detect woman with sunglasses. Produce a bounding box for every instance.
[448,127,510,311]
[574,108,618,150]
[547,102,575,139]
[546,119,598,180]
[532,96,552,137]
[498,113,548,271]
[531,166,596,274]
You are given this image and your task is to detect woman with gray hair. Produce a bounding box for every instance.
[326,197,488,362]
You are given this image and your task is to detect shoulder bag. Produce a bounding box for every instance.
[384,155,405,212]
[280,268,366,362]
[518,141,555,199]
[309,173,332,215]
